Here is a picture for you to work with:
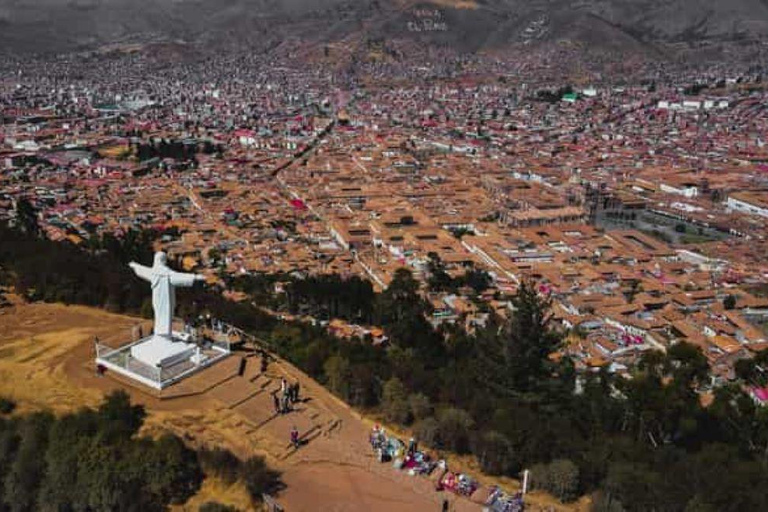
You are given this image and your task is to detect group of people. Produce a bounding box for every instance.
[273,377,301,415]
[368,425,525,511]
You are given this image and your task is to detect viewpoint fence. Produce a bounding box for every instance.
[94,319,235,389]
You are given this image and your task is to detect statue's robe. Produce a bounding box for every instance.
[129,253,198,337]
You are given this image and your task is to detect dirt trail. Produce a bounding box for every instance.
[0,302,486,511]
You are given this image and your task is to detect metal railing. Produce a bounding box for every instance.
[94,319,238,389]
[95,340,163,384]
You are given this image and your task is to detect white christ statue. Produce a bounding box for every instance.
[129,252,205,338]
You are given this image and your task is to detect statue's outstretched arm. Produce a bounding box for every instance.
[169,270,205,287]
[128,262,153,282]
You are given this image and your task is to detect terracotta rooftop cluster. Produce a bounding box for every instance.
[2,54,768,392]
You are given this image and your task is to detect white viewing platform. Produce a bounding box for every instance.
[131,333,198,368]
[96,252,232,390]
[95,328,231,390]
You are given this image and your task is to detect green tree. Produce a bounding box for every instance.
[37,409,98,511]
[408,393,433,422]
[591,490,626,512]
[0,420,20,503]
[323,355,351,400]
[462,268,492,294]
[4,413,53,512]
[601,462,664,512]
[735,351,768,387]
[240,456,282,502]
[129,434,202,506]
[684,495,718,512]
[96,390,146,442]
[15,198,39,238]
[472,431,514,475]
[426,253,455,292]
[546,459,580,502]
[208,247,223,266]
[378,268,424,327]
[436,408,474,454]
[413,417,440,448]
[504,280,561,391]
[377,268,444,360]
[666,342,709,388]
[198,448,241,485]
[0,398,15,415]
[381,377,411,425]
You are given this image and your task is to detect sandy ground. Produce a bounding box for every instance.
[0,301,584,512]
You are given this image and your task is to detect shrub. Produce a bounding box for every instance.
[0,394,202,511]
[590,490,625,512]
[408,393,432,422]
[531,459,580,502]
[0,398,16,415]
[436,408,474,454]
[240,456,283,502]
[413,417,440,448]
[471,431,515,475]
[135,433,203,506]
[198,449,283,504]
[684,496,718,512]
[323,355,351,400]
[198,448,241,485]
[381,377,410,425]
[199,502,239,512]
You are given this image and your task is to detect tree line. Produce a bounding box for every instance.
[226,255,491,326]
[232,273,768,511]
[131,139,223,162]
[0,204,279,333]
[0,221,150,313]
[0,391,280,512]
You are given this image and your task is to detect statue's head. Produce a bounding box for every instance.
[153,251,168,267]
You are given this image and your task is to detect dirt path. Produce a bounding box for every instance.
[0,302,489,512]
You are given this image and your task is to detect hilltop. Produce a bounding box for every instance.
[0,300,571,511]
[1,0,768,59]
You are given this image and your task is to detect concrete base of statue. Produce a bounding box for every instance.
[130,332,199,368]
[95,329,230,391]
[94,252,230,390]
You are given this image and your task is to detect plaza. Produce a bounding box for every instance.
[94,327,232,390]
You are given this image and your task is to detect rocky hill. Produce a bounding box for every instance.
[1,0,768,57]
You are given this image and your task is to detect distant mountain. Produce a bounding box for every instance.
[1,0,768,56]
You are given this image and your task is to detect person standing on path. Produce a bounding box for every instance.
[408,437,417,456]
[281,393,291,414]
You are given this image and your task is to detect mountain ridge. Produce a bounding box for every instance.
[1,0,768,57]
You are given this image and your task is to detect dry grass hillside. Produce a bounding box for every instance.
[0,298,583,511]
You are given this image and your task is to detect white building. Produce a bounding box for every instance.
[660,183,699,198]
[727,193,768,219]
[683,100,702,110]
